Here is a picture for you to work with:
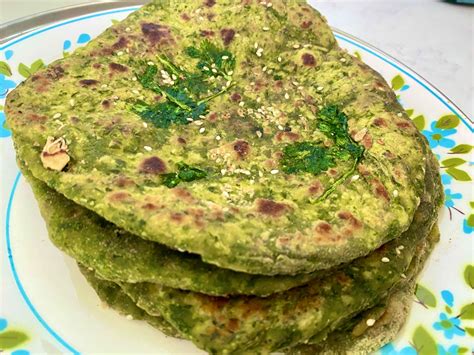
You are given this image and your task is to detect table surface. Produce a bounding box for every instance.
[1,0,473,118]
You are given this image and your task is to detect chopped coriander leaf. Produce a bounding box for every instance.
[280,104,364,176]
[161,163,208,188]
[280,142,335,175]
[132,41,236,128]
[186,40,236,80]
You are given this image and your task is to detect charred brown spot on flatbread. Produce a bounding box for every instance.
[141,23,172,46]
[79,79,99,87]
[220,28,235,46]
[200,30,215,37]
[109,63,128,72]
[138,156,166,174]
[113,175,135,188]
[275,131,299,142]
[256,199,289,217]
[372,178,390,202]
[112,36,128,50]
[233,140,250,159]
[308,180,323,196]
[337,211,362,230]
[302,53,316,66]
[204,0,216,7]
[108,191,131,202]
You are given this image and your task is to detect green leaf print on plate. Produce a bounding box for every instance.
[449,144,473,154]
[435,115,460,130]
[463,265,474,289]
[0,61,12,77]
[17,59,45,79]
[415,284,437,308]
[391,74,405,91]
[411,326,438,355]
[0,330,29,350]
[459,303,474,320]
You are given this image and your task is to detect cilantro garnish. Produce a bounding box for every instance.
[280,142,335,175]
[185,40,236,81]
[280,105,364,199]
[131,41,236,128]
[161,163,207,188]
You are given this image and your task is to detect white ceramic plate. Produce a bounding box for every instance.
[1,4,472,355]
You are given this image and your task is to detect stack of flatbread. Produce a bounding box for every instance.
[5,0,443,353]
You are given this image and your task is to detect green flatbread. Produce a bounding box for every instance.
[7,0,428,275]
[78,264,181,338]
[78,224,439,354]
[19,162,323,296]
[118,152,442,353]
[290,226,439,354]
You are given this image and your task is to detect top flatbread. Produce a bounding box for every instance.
[6,0,426,275]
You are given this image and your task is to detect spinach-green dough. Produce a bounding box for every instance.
[19,163,324,296]
[118,152,442,353]
[7,0,429,275]
[78,264,182,338]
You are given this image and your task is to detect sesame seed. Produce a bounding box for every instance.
[223,191,230,198]
[143,122,148,128]
[132,89,140,94]
[53,113,62,119]
[400,273,407,279]
[222,55,229,60]
[284,93,290,100]
[397,112,403,117]
[351,175,360,182]
[292,81,299,86]
[239,101,245,107]
[381,257,390,263]
[293,44,300,49]
[215,135,221,140]
[212,68,218,73]
[277,56,282,62]
[263,26,270,31]
[117,51,124,56]
[125,27,131,32]
[126,315,133,320]
[186,117,194,122]
[194,120,203,126]
[227,70,234,76]
[340,58,347,62]
[144,146,152,152]
[221,169,227,175]
[203,66,209,71]
[278,124,284,131]
[270,169,279,175]
[266,2,273,7]
[317,86,324,91]
[366,319,376,327]
[262,66,267,72]
[256,97,261,103]
[393,190,399,197]
[132,77,137,81]
[256,130,263,138]
[199,127,206,133]
[240,169,251,175]
[254,42,259,49]
[69,99,75,107]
